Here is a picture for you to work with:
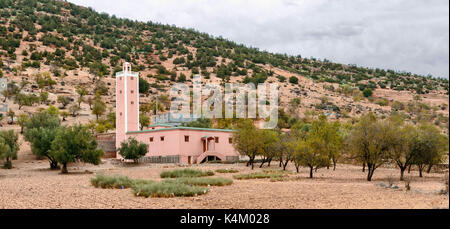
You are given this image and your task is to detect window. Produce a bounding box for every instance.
[119,90,122,94]
[149,137,154,142]
[229,138,233,144]
[160,136,165,141]
[131,101,134,105]
[185,136,189,142]
[119,112,122,116]
[215,137,219,143]
[131,90,134,94]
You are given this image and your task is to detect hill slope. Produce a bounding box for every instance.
[0,0,448,132]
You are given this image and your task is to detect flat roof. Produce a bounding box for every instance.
[127,126,234,134]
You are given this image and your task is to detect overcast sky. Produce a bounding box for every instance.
[68,0,449,79]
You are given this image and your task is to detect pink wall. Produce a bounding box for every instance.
[127,127,239,164]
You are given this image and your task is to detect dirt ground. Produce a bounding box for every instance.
[0,146,448,209]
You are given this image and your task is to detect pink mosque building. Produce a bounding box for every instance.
[115,63,239,164]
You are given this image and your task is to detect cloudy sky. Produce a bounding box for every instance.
[68,0,449,79]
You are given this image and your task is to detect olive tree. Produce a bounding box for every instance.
[23,111,61,169]
[51,125,103,174]
[233,119,260,169]
[118,138,148,163]
[0,130,19,169]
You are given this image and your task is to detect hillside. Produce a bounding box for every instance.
[0,0,448,133]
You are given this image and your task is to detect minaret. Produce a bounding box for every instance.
[116,62,139,151]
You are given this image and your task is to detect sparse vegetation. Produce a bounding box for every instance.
[215,169,239,173]
[163,177,233,186]
[160,169,214,178]
[132,182,209,198]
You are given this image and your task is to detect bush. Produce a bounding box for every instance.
[233,172,283,180]
[160,168,214,178]
[132,182,209,198]
[91,174,154,189]
[118,138,148,163]
[363,88,373,98]
[90,174,134,189]
[289,76,299,84]
[164,177,233,186]
[215,169,239,173]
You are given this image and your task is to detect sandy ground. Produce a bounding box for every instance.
[0,147,448,209]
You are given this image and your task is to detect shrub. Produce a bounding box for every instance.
[363,88,373,98]
[375,98,389,106]
[289,76,299,84]
[160,169,214,178]
[118,138,148,163]
[233,172,283,180]
[404,176,412,191]
[90,174,154,189]
[164,177,233,186]
[215,169,239,173]
[132,182,209,198]
[90,174,134,189]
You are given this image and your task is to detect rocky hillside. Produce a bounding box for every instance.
[0,0,448,133]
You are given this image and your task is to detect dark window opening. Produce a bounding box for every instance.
[215,137,219,143]
[185,136,189,142]
[149,137,153,142]
[160,136,165,141]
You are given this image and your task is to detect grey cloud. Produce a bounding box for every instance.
[68,0,449,78]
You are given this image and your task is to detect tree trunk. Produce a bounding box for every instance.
[367,165,375,181]
[333,161,336,171]
[426,164,433,174]
[50,160,59,170]
[267,158,272,167]
[251,161,254,170]
[295,164,299,173]
[282,161,288,171]
[61,163,68,174]
[309,167,313,178]
[418,165,424,177]
[259,158,266,168]
[400,167,405,181]
[279,157,282,167]
[408,164,412,173]
[362,163,366,172]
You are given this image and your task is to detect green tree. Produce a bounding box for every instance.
[69,103,81,117]
[118,138,149,163]
[0,130,19,169]
[346,113,393,181]
[50,125,103,174]
[23,111,61,169]
[92,99,106,120]
[7,109,15,124]
[39,91,49,104]
[232,119,259,169]
[363,88,373,98]
[289,76,299,84]
[258,129,279,168]
[139,113,150,130]
[76,85,88,106]
[412,123,449,177]
[57,95,71,109]
[17,114,30,134]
